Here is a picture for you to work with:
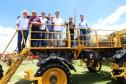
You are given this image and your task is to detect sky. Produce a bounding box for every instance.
[0,0,126,52]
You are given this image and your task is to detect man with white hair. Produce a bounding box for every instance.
[16,10,29,53]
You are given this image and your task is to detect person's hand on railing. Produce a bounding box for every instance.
[30,22,42,26]
[46,28,49,32]
[42,23,46,26]
[29,24,32,28]
[75,28,80,35]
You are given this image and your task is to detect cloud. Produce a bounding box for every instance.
[93,5,126,31]
[0,26,17,53]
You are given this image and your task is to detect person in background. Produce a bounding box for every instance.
[66,17,75,47]
[46,13,54,46]
[78,15,88,46]
[53,11,64,47]
[39,12,48,47]
[29,10,42,47]
[16,10,29,53]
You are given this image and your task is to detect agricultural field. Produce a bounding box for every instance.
[0,60,119,84]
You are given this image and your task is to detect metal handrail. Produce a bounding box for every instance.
[28,24,121,48]
[2,30,18,55]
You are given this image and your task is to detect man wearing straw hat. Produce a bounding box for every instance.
[16,10,29,53]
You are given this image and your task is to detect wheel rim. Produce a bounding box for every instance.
[123,62,126,79]
[123,73,126,80]
[42,68,67,84]
[95,62,100,71]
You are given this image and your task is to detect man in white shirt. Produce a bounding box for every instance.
[53,11,64,47]
[39,12,48,47]
[78,15,88,45]
[16,10,29,53]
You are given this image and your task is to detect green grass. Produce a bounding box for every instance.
[0,60,119,84]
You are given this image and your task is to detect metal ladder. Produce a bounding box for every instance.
[0,48,31,84]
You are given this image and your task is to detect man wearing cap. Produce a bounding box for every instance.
[29,10,42,47]
[16,10,29,53]
[53,11,65,47]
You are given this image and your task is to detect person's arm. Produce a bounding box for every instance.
[77,23,80,35]
[33,21,42,26]
[65,22,69,31]
[64,20,66,26]
[28,18,32,28]
[45,20,49,32]
[37,18,42,26]
[16,18,20,30]
[32,19,42,26]
[73,24,76,32]
[31,18,42,26]
[52,18,55,26]
[86,23,88,28]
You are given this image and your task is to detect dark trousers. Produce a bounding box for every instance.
[18,30,28,53]
[48,29,54,46]
[70,29,74,47]
[40,30,47,46]
[31,28,40,47]
[80,29,86,45]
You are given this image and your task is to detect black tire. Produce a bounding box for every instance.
[0,64,3,79]
[35,63,71,84]
[0,71,3,79]
[86,58,102,72]
[116,77,126,84]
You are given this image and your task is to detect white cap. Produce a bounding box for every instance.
[21,10,29,15]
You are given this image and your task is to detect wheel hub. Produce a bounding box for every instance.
[50,75,57,84]
[41,68,67,84]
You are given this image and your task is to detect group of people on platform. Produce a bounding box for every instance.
[16,10,89,53]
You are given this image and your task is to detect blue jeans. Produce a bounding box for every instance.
[40,30,47,46]
[54,31,63,46]
[48,28,54,46]
[31,28,40,47]
[80,29,86,45]
[18,30,28,53]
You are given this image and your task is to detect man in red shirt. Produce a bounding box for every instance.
[29,10,42,47]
